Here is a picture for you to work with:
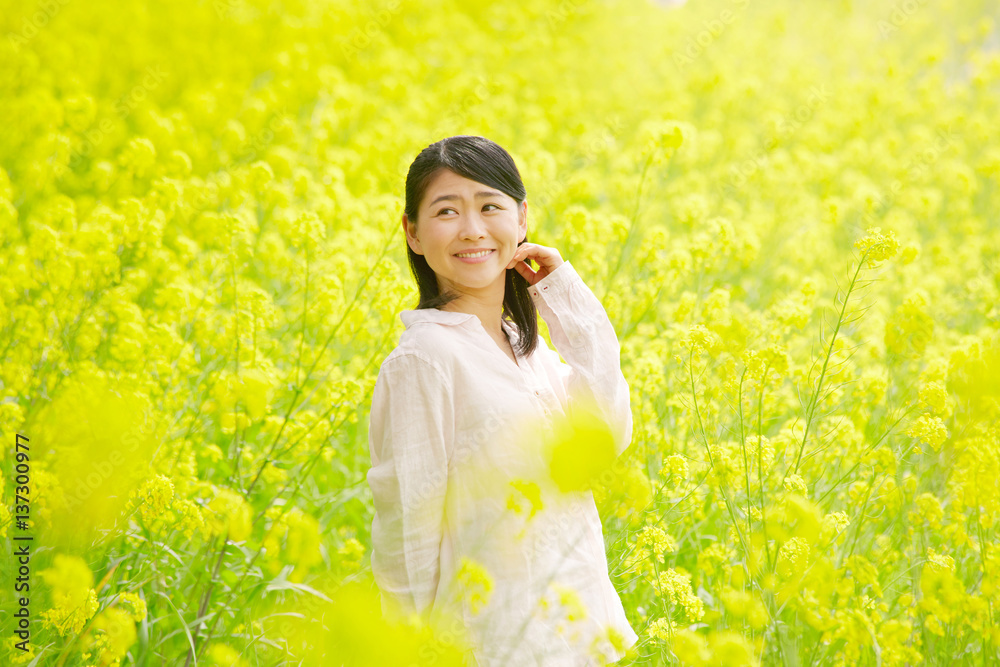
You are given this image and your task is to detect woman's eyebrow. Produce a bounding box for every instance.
[428,191,504,206]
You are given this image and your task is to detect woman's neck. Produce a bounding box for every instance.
[440,299,505,340]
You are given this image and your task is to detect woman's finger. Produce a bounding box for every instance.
[507,243,564,286]
[513,261,537,283]
[507,243,533,269]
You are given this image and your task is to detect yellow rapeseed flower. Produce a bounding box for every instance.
[39,555,99,637]
[909,492,944,529]
[776,537,810,579]
[456,557,493,616]
[655,568,704,623]
[906,413,948,451]
[88,606,137,665]
[117,592,148,623]
[854,227,900,267]
[507,478,544,520]
[636,526,678,563]
[647,617,673,641]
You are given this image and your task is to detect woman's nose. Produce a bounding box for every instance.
[459,212,487,239]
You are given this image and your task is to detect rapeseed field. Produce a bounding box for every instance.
[1,0,998,664]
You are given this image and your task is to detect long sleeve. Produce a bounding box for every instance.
[529,260,634,458]
[366,352,453,623]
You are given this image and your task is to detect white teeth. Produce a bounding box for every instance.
[455,250,493,258]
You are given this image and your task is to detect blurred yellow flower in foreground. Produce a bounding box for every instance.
[456,556,494,616]
[39,554,99,637]
[85,606,138,665]
[205,487,252,542]
[30,369,159,548]
[544,399,617,494]
[262,578,469,665]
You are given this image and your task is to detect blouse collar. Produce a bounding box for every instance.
[399,308,520,344]
[399,308,473,328]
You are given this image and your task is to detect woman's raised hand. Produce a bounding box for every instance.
[505,242,564,286]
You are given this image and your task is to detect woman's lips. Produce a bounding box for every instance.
[454,249,495,264]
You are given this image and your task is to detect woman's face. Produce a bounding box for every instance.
[403,168,527,303]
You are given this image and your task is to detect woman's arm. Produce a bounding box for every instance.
[366,352,453,623]
[528,260,634,458]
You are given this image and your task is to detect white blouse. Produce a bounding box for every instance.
[367,260,638,665]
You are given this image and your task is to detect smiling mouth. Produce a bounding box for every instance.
[454,249,495,258]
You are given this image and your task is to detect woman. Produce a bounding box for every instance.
[367,135,638,665]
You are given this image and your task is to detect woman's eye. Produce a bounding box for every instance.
[438,204,500,215]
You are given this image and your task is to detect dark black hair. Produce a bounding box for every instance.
[402,135,538,358]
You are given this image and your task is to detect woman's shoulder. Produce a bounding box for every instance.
[378,328,456,380]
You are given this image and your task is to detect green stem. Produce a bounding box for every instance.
[244,227,393,499]
[756,359,774,573]
[737,368,753,544]
[601,148,658,304]
[183,529,231,667]
[793,248,873,475]
[687,348,751,578]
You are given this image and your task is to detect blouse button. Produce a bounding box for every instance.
[534,390,540,396]
[542,285,548,291]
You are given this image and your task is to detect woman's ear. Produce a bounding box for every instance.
[518,200,528,243]
[402,213,422,255]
